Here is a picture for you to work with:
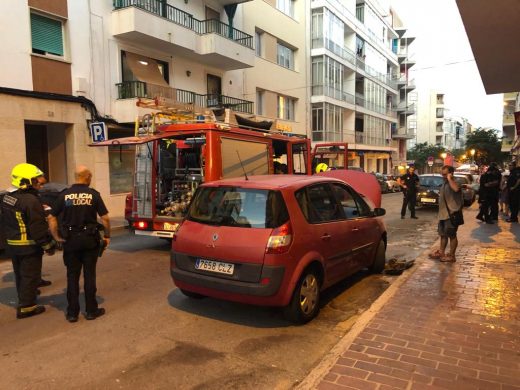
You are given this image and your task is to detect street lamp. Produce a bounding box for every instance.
[440,152,447,160]
[470,149,476,164]
[461,154,466,161]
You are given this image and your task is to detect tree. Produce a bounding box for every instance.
[407,142,446,172]
[465,128,505,165]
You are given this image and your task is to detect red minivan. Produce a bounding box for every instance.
[171,175,387,323]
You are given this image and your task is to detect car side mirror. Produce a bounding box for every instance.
[373,208,386,217]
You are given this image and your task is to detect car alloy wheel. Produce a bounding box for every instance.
[285,268,321,324]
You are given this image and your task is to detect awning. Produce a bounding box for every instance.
[125,52,169,87]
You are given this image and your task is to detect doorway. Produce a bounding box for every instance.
[207,74,222,107]
[24,123,68,183]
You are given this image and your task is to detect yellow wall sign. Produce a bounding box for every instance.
[276,123,292,132]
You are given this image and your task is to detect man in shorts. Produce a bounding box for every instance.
[428,165,462,262]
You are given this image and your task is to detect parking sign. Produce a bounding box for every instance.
[89,122,107,143]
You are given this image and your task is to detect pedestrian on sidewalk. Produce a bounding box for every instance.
[48,165,111,323]
[499,168,510,216]
[506,161,520,223]
[428,165,462,262]
[398,166,420,219]
[477,163,500,224]
[0,163,56,319]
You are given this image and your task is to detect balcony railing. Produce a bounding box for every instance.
[312,37,357,66]
[355,93,393,116]
[356,56,397,89]
[116,81,254,113]
[312,85,355,104]
[113,0,253,49]
[355,132,391,146]
[503,113,515,123]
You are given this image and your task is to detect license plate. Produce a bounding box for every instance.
[421,198,437,203]
[195,259,234,275]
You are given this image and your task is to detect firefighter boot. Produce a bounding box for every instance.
[17,305,46,319]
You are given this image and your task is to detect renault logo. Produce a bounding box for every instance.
[212,233,219,241]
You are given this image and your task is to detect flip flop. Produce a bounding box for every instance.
[440,254,456,262]
[428,250,443,259]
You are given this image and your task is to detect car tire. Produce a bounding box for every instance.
[284,268,320,324]
[369,240,386,274]
[179,288,206,299]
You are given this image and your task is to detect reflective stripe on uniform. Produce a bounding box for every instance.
[7,239,36,245]
[15,211,28,241]
[19,305,37,313]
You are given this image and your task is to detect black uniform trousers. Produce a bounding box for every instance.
[63,234,99,316]
[11,251,42,309]
[509,189,520,221]
[401,190,417,217]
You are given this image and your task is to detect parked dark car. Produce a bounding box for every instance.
[417,174,475,207]
[170,175,386,324]
[416,174,443,207]
[371,172,390,193]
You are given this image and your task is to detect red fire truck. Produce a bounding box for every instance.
[92,109,314,238]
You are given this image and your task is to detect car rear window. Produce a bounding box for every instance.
[187,186,289,228]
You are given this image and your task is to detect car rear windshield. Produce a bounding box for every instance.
[420,176,443,187]
[187,186,289,228]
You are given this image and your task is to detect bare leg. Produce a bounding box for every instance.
[440,236,448,254]
[449,237,458,256]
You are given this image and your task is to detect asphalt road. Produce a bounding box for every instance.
[0,193,441,389]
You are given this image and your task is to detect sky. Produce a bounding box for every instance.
[390,0,503,130]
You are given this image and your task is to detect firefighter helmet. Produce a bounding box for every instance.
[11,163,44,189]
[315,163,329,173]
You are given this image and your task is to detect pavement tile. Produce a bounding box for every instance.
[314,210,520,390]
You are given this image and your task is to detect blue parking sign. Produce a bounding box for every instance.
[89,122,107,142]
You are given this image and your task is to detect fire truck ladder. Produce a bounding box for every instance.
[133,143,153,219]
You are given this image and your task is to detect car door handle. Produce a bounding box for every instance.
[321,233,331,241]
[352,227,360,232]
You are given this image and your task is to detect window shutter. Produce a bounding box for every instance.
[31,13,64,56]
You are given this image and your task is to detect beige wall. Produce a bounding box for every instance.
[0,93,127,226]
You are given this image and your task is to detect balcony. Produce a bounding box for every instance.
[391,126,415,139]
[356,56,397,90]
[312,84,355,105]
[395,102,416,115]
[503,112,515,125]
[112,0,254,70]
[504,92,518,101]
[502,138,515,152]
[114,81,253,122]
[355,132,392,147]
[311,37,356,68]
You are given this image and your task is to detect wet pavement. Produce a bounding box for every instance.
[305,205,520,389]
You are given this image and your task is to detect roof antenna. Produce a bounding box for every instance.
[236,151,249,180]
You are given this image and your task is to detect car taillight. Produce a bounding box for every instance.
[133,221,148,229]
[266,222,293,254]
[172,221,183,241]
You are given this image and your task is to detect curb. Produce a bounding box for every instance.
[295,242,438,390]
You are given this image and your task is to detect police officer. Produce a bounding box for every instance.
[0,163,56,319]
[398,166,420,219]
[506,161,520,223]
[48,165,110,323]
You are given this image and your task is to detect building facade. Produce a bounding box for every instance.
[416,90,447,146]
[308,0,414,174]
[502,92,518,155]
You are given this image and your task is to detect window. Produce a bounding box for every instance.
[436,122,443,132]
[436,136,442,145]
[296,184,343,223]
[292,143,308,174]
[255,31,263,56]
[30,13,64,57]
[436,108,444,118]
[436,94,444,104]
[330,184,358,219]
[276,0,295,18]
[277,43,294,70]
[277,95,295,120]
[312,103,343,142]
[256,90,264,115]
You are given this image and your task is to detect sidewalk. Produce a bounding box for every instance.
[300,206,520,390]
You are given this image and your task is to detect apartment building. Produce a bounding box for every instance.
[0,0,257,224]
[242,0,307,135]
[502,92,518,154]
[442,116,469,150]
[308,0,414,174]
[416,90,447,146]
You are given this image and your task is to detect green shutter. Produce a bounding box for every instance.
[31,13,64,56]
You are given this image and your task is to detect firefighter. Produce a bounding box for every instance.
[315,163,329,173]
[48,165,110,323]
[0,163,56,319]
